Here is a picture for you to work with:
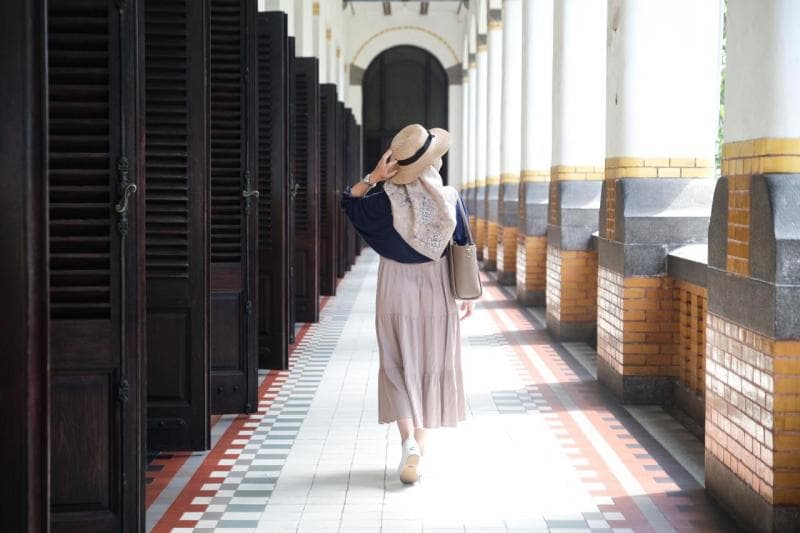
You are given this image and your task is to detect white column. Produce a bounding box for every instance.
[521,0,553,182]
[336,44,345,103]
[467,50,478,214]
[461,63,470,192]
[515,0,553,305]
[475,34,488,258]
[312,3,327,82]
[725,0,800,143]
[482,8,503,269]
[545,0,606,341]
[294,0,313,57]
[551,0,606,172]
[447,83,463,190]
[606,0,720,167]
[496,0,522,281]
[327,28,335,91]
[499,0,521,186]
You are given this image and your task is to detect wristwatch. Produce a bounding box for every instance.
[361,173,374,186]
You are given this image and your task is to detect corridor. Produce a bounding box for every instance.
[146,250,736,532]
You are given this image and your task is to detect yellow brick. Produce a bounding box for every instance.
[774,341,800,357]
[723,142,740,159]
[619,167,658,178]
[644,158,670,167]
[681,167,714,178]
[670,157,696,167]
[657,168,682,178]
[763,138,800,156]
[760,156,800,173]
[625,277,664,288]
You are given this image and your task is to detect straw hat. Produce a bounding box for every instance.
[389,124,450,185]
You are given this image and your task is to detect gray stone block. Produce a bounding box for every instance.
[499,181,519,227]
[750,174,800,284]
[485,183,499,222]
[546,313,596,342]
[520,182,549,236]
[599,178,714,276]
[517,288,546,307]
[667,244,708,288]
[598,358,674,405]
[475,185,486,218]
[599,238,673,277]
[613,178,715,245]
[708,177,728,270]
[549,181,602,251]
[706,454,800,533]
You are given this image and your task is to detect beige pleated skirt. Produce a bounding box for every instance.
[376,255,467,429]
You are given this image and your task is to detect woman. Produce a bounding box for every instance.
[341,124,475,485]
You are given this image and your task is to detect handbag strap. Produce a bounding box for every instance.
[452,193,475,246]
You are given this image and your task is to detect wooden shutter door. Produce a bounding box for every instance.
[144,0,210,450]
[207,0,258,414]
[293,57,321,323]
[1,1,49,528]
[318,83,338,296]
[287,37,297,344]
[344,108,355,271]
[335,101,346,278]
[47,0,145,530]
[255,11,289,370]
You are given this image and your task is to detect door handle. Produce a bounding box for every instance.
[242,189,260,198]
[114,183,137,214]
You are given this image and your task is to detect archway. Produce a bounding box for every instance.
[362,45,449,183]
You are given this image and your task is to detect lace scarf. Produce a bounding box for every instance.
[383,166,458,261]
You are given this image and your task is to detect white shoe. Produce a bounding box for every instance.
[398,437,421,484]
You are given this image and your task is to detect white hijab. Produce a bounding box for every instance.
[383,164,459,261]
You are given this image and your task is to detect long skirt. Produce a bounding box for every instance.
[376,255,467,428]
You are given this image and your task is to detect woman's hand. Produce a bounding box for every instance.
[459,300,475,321]
[369,149,398,183]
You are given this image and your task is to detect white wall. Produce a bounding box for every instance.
[343,1,468,182]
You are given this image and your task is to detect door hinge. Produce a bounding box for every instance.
[246,300,253,315]
[117,379,130,403]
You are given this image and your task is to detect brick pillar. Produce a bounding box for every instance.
[482,7,502,271]
[703,2,800,529]
[545,0,606,340]
[515,0,553,306]
[596,0,720,403]
[495,0,522,286]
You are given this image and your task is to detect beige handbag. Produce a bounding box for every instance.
[448,196,482,300]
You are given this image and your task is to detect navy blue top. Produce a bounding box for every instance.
[340,182,470,264]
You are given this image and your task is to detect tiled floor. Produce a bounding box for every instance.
[148,249,739,532]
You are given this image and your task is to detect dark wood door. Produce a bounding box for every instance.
[287,37,297,344]
[344,108,355,271]
[47,0,145,530]
[144,0,210,450]
[318,83,339,296]
[335,101,346,278]
[1,1,49,529]
[293,57,321,323]
[361,45,449,184]
[255,11,289,370]
[207,0,258,414]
